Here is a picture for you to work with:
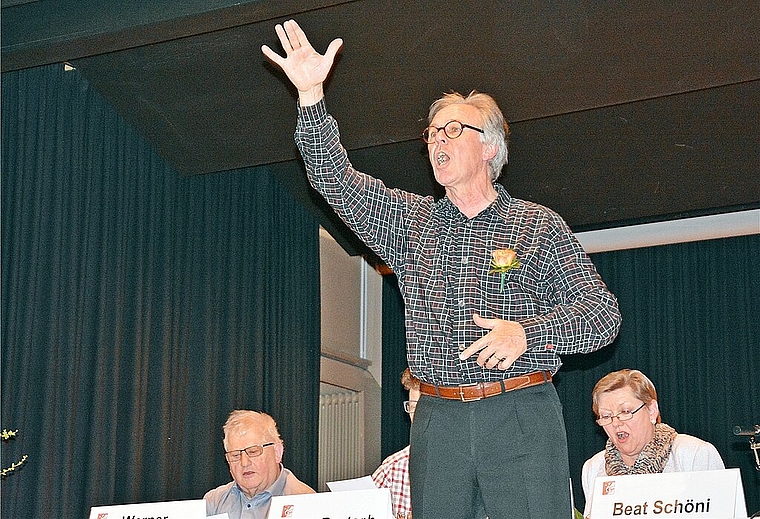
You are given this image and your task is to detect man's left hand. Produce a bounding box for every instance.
[459,314,527,370]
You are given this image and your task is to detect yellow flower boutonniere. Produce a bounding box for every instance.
[489,248,520,292]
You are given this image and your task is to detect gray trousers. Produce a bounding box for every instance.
[409,381,572,519]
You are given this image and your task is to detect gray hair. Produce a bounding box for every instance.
[427,91,510,182]
[222,410,282,449]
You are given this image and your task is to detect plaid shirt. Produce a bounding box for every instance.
[372,446,411,518]
[296,100,621,385]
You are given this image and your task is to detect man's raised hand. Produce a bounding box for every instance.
[261,19,343,105]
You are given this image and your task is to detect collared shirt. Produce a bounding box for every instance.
[372,445,412,519]
[204,466,313,519]
[296,100,621,385]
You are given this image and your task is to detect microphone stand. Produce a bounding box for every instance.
[733,425,760,471]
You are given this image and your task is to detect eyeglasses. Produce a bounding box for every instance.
[595,402,647,426]
[421,120,484,143]
[225,442,275,462]
[403,400,418,414]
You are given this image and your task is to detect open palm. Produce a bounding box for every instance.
[261,19,343,94]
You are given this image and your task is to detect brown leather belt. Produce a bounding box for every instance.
[419,371,552,402]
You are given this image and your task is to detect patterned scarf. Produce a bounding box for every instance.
[605,423,678,475]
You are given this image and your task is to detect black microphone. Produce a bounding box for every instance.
[733,425,760,436]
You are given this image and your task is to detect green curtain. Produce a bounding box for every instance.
[1,64,321,518]
[380,273,410,458]
[380,235,760,514]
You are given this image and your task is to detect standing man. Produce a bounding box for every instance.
[372,368,421,519]
[262,20,621,519]
[204,410,314,519]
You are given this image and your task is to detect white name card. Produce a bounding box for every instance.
[88,498,206,519]
[267,487,394,519]
[588,468,748,518]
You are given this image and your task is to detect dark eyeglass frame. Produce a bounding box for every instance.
[403,400,418,414]
[224,442,275,462]
[421,120,484,143]
[595,402,647,426]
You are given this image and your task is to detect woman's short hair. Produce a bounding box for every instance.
[222,410,282,449]
[591,369,661,423]
[427,91,510,182]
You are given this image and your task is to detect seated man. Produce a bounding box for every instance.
[372,368,420,519]
[205,410,315,519]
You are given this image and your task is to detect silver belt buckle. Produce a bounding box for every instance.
[458,383,483,402]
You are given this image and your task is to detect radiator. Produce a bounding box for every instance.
[318,390,365,491]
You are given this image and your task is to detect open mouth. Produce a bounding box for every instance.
[436,151,449,166]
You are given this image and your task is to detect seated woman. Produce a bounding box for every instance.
[581,369,724,517]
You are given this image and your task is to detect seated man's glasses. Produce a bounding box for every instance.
[224,442,275,462]
[421,120,484,143]
[595,402,647,426]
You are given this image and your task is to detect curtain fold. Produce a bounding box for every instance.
[2,64,320,518]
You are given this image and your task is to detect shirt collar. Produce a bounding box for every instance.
[438,183,512,220]
[233,464,288,504]
[490,183,512,216]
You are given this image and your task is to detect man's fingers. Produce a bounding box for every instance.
[485,353,503,369]
[324,38,344,61]
[283,19,306,49]
[262,21,300,60]
[459,337,487,360]
[261,23,289,63]
[472,312,494,329]
[459,314,498,360]
[261,45,284,65]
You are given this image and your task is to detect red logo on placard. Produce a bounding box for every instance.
[602,481,616,495]
[97,514,108,519]
[281,504,294,517]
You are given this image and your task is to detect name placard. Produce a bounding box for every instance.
[88,498,206,519]
[267,488,394,519]
[588,468,747,518]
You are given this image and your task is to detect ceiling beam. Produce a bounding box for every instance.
[1,0,353,71]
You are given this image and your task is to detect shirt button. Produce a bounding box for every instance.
[457,299,466,307]
[461,257,469,265]
[459,344,466,351]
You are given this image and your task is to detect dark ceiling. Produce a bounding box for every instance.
[4,0,759,257]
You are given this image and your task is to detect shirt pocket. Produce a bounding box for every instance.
[480,272,545,319]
